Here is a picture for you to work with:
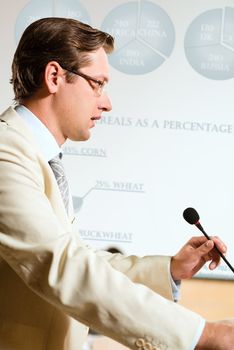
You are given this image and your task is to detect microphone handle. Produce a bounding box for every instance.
[195,222,234,274]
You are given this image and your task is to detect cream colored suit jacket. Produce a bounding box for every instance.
[0,107,202,350]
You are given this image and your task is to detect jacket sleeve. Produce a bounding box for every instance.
[0,121,203,350]
[93,249,174,300]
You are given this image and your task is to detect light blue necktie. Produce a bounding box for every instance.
[49,153,69,213]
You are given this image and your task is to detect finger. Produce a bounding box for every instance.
[188,235,210,248]
[189,235,227,255]
[209,252,222,269]
[197,239,214,257]
[208,248,221,270]
[200,252,214,265]
[209,258,221,270]
[212,236,227,254]
[207,236,226,270]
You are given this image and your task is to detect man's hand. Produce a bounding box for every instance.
[196,319,234,349]
[170,236,227,281]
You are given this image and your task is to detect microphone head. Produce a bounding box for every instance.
[183,207,200,225]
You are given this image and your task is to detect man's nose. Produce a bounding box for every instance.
[99,92,112,112]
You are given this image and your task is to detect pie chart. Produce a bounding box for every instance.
[184,7,234,80]
[101,0,175,75]
[15,0,90,43]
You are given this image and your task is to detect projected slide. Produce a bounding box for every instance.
[2,0,234,280]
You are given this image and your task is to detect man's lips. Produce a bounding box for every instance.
[91,116,101,121]
[90,116,101,128]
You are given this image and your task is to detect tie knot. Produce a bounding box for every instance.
[49,152,62,162]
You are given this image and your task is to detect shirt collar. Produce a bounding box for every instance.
[15,105,61,162]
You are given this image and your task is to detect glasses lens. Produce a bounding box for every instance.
[97,82,107,96]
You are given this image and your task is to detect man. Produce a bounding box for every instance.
[0,17,233,350]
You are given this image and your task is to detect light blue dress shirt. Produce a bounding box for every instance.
[15,105,61,162]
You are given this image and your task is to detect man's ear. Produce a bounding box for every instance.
[44,61,63,93]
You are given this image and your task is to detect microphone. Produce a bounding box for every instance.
[183,207,234,274]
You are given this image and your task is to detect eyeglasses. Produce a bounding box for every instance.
[61,65,106,97]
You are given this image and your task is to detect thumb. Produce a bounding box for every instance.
[198,239,214,256]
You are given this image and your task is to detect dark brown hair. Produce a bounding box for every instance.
[11,17,114,103]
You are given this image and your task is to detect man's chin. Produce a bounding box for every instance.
[76,132,91,142]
